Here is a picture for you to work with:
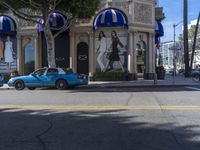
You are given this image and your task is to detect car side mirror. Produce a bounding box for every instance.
[38,73,43,76]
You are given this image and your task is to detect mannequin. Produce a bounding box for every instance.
[4,36,14,70]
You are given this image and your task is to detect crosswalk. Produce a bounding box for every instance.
[0,60,17,74]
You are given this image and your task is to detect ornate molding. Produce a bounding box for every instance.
[134,2,153,25]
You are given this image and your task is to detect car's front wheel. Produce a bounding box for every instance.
[56,80,68,90]
[14,80,25,90]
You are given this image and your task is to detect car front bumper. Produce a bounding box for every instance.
[7,79,15,87]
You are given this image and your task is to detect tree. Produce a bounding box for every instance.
[179,12,200,72]
[0,0,101,67]
[188,25,196,40]
[190,12,200,72]
[179,25,197,52]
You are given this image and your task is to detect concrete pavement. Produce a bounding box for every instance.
[87,74,199,88]
[0,79,200,150]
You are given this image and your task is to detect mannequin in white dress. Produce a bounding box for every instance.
[4,36,14,70]
[97,31,107,72]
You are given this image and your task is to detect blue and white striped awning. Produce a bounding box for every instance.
[0,15,17,34]
[38,12,66,32]
[155,20,164,37]
[93,8,128,30]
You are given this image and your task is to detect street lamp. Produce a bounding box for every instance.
[173,21,182,84]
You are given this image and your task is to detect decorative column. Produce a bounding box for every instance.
[152,33,156,74]
[132,31,138,80]
[128,31,137,80]
[146,32,155,79]
[128,31,133,73]
[89,31,95,80]
[16,34,23,74]
[69,32,75,72]
[34,34,41,70]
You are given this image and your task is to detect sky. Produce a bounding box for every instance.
[159,0,200,42]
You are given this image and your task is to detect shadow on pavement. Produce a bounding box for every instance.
[0,108,200,150]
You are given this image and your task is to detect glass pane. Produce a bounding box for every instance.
[24,39,35,74]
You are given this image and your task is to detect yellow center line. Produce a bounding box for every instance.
[1,105,200,110]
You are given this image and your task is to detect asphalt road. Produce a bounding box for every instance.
[0,86,200,150]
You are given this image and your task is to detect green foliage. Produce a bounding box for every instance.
[188,25,196,40]
[0,0,101,20]
[178,34,183,44]
[57,0,101,19]
[178,25,200,52]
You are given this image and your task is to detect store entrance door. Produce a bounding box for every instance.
[77,42,89,75]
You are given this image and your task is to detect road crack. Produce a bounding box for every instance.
[35,118,53,150]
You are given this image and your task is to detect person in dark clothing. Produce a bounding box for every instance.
[104,30,125,72]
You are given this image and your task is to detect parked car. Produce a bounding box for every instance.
[8,67,88,90]
[178,69,185,74]
[0,74,3,87]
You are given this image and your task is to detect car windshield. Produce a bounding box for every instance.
[33,69,46,76]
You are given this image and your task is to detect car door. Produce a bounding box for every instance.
[44,68,59,86]
[29,68,47,87]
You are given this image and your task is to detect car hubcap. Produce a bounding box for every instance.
[60,83,64,87]
[17,83,22,88]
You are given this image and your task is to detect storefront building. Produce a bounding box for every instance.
[0,0,164,80]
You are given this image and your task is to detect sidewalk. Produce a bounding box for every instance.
[0,84,14,90]
[0,74,199,90]
[87,74,199,88]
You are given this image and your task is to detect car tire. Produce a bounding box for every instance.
[28,87,36,90]
[56,80,68,90]
[14,80,25,90]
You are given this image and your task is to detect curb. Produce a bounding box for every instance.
[79,84,190,89]
[0,87,14,90]
[0,84,193,90]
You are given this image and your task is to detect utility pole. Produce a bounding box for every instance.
[183,0,190,77]
[173,24,176,84]
[172,21,182,84]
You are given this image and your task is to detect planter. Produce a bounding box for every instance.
[156,66,165,80]
[94,72,130,81]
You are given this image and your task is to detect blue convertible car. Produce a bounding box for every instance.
[8,67,88,90]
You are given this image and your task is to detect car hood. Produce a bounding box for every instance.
[10,75,31,80]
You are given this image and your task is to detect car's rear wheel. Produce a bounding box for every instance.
[28,87,36,90]
[56,80,68,90]
[14,80,25,90]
